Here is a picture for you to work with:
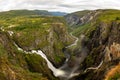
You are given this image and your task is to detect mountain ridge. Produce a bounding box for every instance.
[0,10,67,17]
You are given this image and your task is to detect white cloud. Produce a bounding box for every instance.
[0,0,120,13]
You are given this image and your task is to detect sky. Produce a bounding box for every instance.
[0,0,120,13]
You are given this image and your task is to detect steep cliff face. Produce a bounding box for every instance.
[86,21,120,63]
[0,11,74,80]
[0,31,52,80]
[75,21,120,80]
[65,10,101,27]
[13,22,74,66]
[64,9,120,80]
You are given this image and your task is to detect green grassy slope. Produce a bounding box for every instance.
[0,10,74,64]
[0,10,74,80]
[72,9,120,37]
[0,32,49,80]
[0,10,51,18]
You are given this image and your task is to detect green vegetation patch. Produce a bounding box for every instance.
[109,73,120,80]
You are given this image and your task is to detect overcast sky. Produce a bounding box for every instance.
[0,0,120,13]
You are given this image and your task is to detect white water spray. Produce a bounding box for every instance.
[7,29,81,79]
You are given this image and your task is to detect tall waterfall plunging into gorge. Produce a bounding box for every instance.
[7,30,88,79]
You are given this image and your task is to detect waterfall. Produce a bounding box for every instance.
[84,61,103,73]
[31,50,66,77]
[7,30,83,79]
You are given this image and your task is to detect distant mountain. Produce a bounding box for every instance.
[50,11,67,16]
[0,10,52,19]
[0,10,67,19]
[64,10,92,27]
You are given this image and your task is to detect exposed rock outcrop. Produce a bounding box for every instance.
[0,32,50,80]
[75,21,120,80]
[65,10,101,27]
[13,23,74,66]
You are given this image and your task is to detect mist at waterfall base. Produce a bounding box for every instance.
[13,32,88,79]
[59,35,88,79]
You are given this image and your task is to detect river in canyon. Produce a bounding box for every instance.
[8,30,88,80]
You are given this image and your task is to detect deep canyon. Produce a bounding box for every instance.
[0,9,120,80]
